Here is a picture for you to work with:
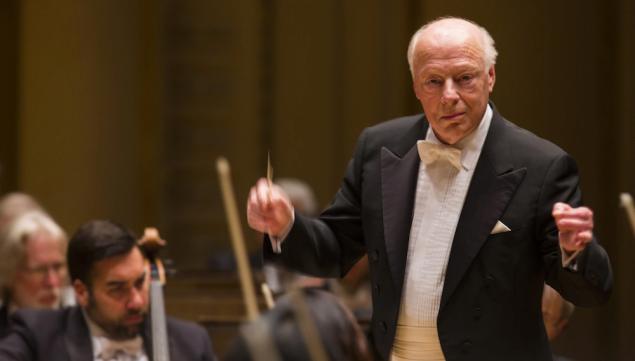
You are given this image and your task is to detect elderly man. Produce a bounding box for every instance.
[0,220,216,360]
[246,17,612,361]
[0,210,71,337]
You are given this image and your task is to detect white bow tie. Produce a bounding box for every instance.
[417,140,463,171]
[97,335,143,361]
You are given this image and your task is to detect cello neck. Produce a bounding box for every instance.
[150,277,170,361]
[138,227,171,361]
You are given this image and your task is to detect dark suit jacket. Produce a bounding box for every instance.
[0,305,9,339]
[265,105,612,361]
[0,306,216,361]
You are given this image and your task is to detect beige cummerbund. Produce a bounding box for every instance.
[391,325,445,361]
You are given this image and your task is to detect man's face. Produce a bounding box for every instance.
[411,24,495,145]
[75,247,149,340]
[11,233,67,309]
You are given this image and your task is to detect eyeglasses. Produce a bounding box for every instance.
[20,262,67,280]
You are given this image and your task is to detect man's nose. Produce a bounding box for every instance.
[441,79,459,103]
[127,288,145,309]
[42,268,62,287]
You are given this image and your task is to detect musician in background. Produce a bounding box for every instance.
[0,210,74,338]
[542,285,577,361]
[0,219,216,361]
[224,288,372,361]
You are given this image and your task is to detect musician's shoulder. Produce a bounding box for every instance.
[166,316,209,337]
[165,316,216,358]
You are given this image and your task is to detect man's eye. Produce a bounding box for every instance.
[108,287,126,297]
[458,74,474,83]
[424,78,442,87]
[108,288,123,296]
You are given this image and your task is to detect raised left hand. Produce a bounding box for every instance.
[552,202,594,252]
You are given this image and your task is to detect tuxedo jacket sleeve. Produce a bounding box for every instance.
[264,107,612,361]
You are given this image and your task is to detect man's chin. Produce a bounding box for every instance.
[36,295,60,308]
[435,122,479,145]
[433,129,463,145]
[111,324,143,340]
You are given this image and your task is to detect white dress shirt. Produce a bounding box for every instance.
[392,106,493,360]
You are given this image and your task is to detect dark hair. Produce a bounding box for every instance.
[224,288,373,361]
[67,220,138,287]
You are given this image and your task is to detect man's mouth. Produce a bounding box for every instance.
[124,313,144,325]
[441,112,465,120]
[38,294,58,306]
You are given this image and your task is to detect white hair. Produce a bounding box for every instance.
[407,17,498,76]
[0,192,44,230]
[0,210,67,291]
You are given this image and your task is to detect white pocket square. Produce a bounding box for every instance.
[491,220,511,234]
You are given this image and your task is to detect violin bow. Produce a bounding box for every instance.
[216,157,260,321]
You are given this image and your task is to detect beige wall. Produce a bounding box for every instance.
[17,1,160,234]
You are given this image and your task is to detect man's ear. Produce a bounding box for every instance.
[73,279,89,308]
[487,65,496,92]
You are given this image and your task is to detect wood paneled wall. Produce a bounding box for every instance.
[12,0,163,236]
[0,2,19,192]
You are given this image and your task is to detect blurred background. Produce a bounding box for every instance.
[0,0,633,359]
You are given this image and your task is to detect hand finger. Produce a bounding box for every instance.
[247,182,277,232]
[248,186,267,215]
[560,233,582,252]
[247,199,268,232]
[575,230,593,244]
[256,178,272,206]
[556,207,593,220]
[248,185,261,209]
[556,218,593,231]
[246,209,265,232]
[552,202,571,217]
[248,206,286,232]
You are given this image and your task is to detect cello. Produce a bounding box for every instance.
[138,227,170,361]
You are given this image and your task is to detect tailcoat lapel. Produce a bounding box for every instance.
[380,116,427,292]
[440,109,527,310]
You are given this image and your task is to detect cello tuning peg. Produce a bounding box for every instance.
[138,227,167,250]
